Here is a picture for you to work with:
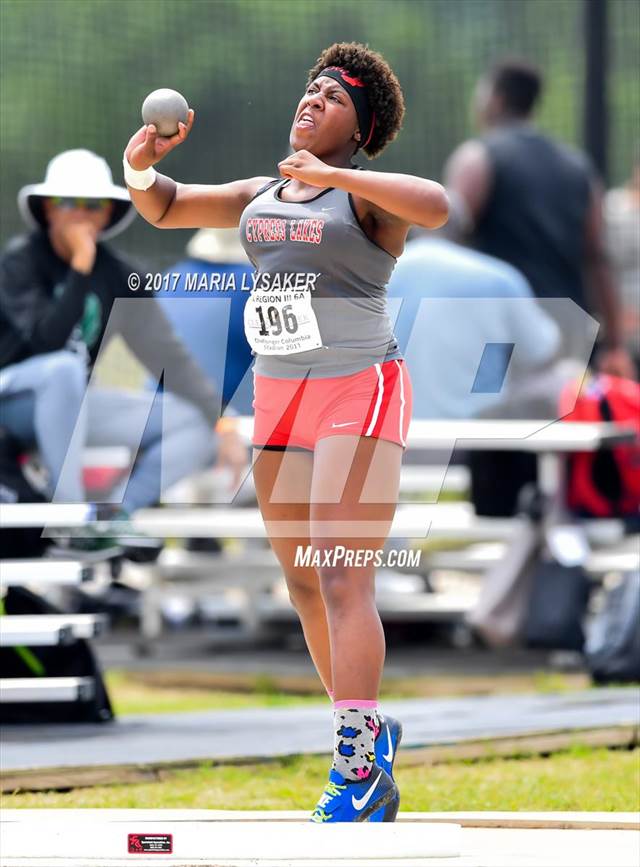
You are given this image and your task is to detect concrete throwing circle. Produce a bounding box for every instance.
[1,812,461,862]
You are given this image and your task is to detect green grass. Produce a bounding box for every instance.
[4,747,638,812]
[104,671,325,715]
[104,669,593,716]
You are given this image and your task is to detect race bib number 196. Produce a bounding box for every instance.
[244,289,323,355]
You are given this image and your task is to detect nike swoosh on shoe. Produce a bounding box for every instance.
[351,773,381,811]
[382,724,394,764]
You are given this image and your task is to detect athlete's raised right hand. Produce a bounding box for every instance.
[125,109,195,170]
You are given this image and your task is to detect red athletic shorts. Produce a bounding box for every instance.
[252,360,412,451]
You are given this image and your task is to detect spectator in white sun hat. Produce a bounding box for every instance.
[0,149,246,547]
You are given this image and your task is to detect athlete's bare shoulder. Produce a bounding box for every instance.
[248,177,280,194]
[236,176,278,207]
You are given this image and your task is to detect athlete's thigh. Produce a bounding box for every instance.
[309,435,403,551]
[252,447,314,571]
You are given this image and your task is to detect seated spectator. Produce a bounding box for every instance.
[387,234,587,517]
[0,149,247,544]
[388,234,571,419]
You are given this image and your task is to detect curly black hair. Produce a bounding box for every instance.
[306,42,405,159]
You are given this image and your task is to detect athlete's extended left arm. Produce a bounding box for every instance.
[331,169,449,229]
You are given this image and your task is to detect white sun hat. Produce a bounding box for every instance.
[17,149,136,241]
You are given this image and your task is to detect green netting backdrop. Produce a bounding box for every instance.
[1,0,638,268]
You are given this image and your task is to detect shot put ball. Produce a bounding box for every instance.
[141,88,189,137]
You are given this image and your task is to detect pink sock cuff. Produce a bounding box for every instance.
[333,699,379,710]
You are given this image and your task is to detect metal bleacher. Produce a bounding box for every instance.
[2,419,637,663]
[427,540,640,575]
[1,494,118,710]
[132,467,504,648]
[0,613,108,646]
[0,559,86,587]
[0,676,96,704]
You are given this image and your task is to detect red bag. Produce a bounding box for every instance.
[559,375,640,518]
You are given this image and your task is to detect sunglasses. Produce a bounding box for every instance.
[49,197,111,211]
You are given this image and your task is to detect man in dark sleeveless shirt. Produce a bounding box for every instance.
[445,60,635,516]
[446,58,634,380]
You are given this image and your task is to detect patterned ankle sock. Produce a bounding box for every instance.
[332,700,380,781]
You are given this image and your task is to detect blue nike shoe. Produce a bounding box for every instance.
[369,714,402,822]
[310,764,398,823]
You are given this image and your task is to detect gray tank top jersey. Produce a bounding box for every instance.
[239,178,402,378]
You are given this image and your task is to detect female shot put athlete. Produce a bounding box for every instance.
[124,42,447,823]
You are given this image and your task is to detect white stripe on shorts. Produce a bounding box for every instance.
[365,363,384,437]
[395,360,406,447]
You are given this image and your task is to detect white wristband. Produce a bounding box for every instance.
[122,155,157,191]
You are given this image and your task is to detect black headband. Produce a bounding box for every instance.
[317,66,376,150]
